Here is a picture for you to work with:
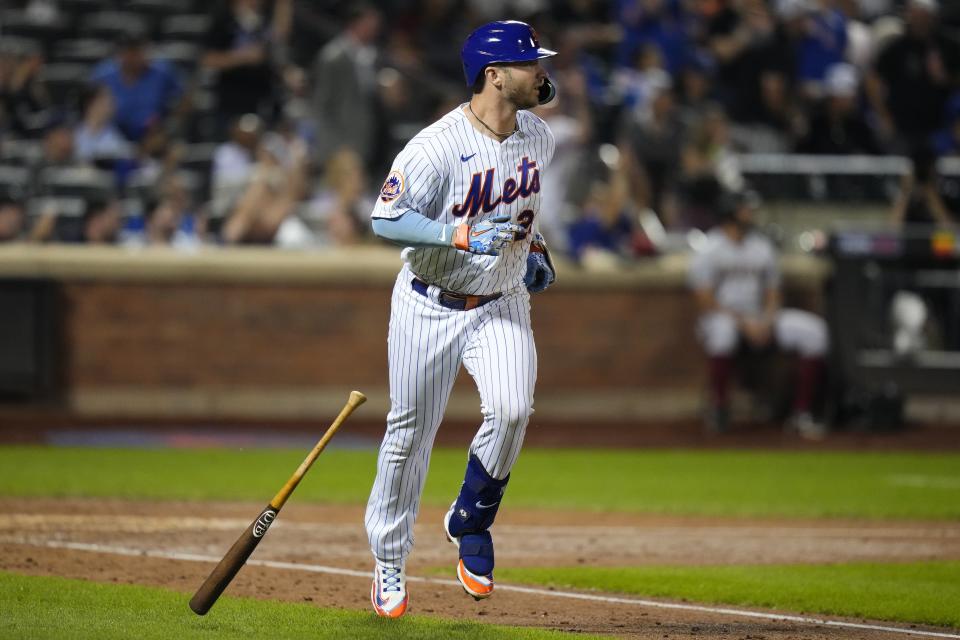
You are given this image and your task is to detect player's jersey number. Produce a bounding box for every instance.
[516,209,535,240]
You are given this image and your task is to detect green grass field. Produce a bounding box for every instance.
[0,571,610,640]
[2,447,959,519]
[2,446,959,634]
[497,562,960,628]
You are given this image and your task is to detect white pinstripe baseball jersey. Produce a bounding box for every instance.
[372,105,556,295]
[365,104,555,567]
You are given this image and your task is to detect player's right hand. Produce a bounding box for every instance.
[452,214,524,256]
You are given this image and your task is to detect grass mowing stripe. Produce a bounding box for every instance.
[0,571,611,640]
[1,447,959,519]
[495,562,960,628]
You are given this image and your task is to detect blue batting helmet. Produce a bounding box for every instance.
[461,20,557,87]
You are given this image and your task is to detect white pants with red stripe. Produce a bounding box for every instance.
[364,265,536,565]
[698,309,829,357]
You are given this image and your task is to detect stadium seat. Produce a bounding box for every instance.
[37,63,92,108]
[0,9,73,48]
[51,39,113,65]
[0,165,31,201]
[150,40,200,74]
[78,11,150,41]
[126,0,193,21]
[58,0,112,21]
[160,14,211,44]
[0,140,44,166]
[0,35,42,57]
[38,166,114,200]
[28,196,87,219]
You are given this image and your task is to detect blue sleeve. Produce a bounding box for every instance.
[90,60,114,84]
[372,211,454,248]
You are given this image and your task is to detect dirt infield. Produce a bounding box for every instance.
[1,498,958,639]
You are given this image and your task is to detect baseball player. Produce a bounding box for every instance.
[689,191,829,439]
[364,21,558,618]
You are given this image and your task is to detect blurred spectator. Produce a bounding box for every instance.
[210,114,262,221]
[567,169,639,265]
[618,71,683,221]
[796,62,879,154]
[287,1,342,68]
[673,143,724,230]
[891,147,958,228]
[866,0,960,151]
[676,53,717,130]
[0,198,27,242]
[408,0,471,83]
[35,197,123,244]
[91,33,183,142]
[0,43,53,138]
[311,4,382,167]
[931,94,960,157]
[28,120,78,196]
[41,121,76,167]
[837,0,876,70]
[702,0,797,150]
[221,126,309,245]
[689,190,829,438]
[377,28,458,171]
[202,0,293,128]
[128,126,184,195]
[131,173,204,248]
[79,198,123,244]
[533,68,594,252]
[787,0,848,99]
[704,0,788,114]
[306,146,372,246]
[616,0,691,77]
[74,85,134,164]
[612,43,670,112]
[674,106,748,229]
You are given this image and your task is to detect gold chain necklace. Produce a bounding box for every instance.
[468,103,517,139]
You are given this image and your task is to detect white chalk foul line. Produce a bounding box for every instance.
[11,538,960,640]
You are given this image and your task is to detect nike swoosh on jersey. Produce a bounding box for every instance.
[475,500,499,509]
[460,153,477,162]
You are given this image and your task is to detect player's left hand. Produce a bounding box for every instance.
[524,233,556,293]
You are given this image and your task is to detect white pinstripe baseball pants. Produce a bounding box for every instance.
[365,265,536,565]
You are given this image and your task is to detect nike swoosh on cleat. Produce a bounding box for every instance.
[475,500,499,509]
[460,153,476,162]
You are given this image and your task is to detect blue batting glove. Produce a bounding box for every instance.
[452,214,524,256]
[524,233,556,293]
[524,251,555,293]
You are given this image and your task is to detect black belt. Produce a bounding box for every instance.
[411,278,502,311]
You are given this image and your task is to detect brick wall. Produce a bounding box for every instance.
[62,281,702,393]
[0,246,826,421]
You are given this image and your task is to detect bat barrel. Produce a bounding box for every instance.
[189,505,278,615]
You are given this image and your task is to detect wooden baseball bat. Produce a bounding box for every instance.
[188,390,367,615]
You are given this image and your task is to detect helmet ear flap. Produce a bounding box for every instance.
[538,77,556,105]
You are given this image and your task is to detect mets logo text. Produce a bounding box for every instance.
[252,509,277,538]
[380,170,404,203]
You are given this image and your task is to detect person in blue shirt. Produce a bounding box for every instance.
[567,174,639,262]
[786,0,847,97]
[931,94,960,157]
[90,32,183,142]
